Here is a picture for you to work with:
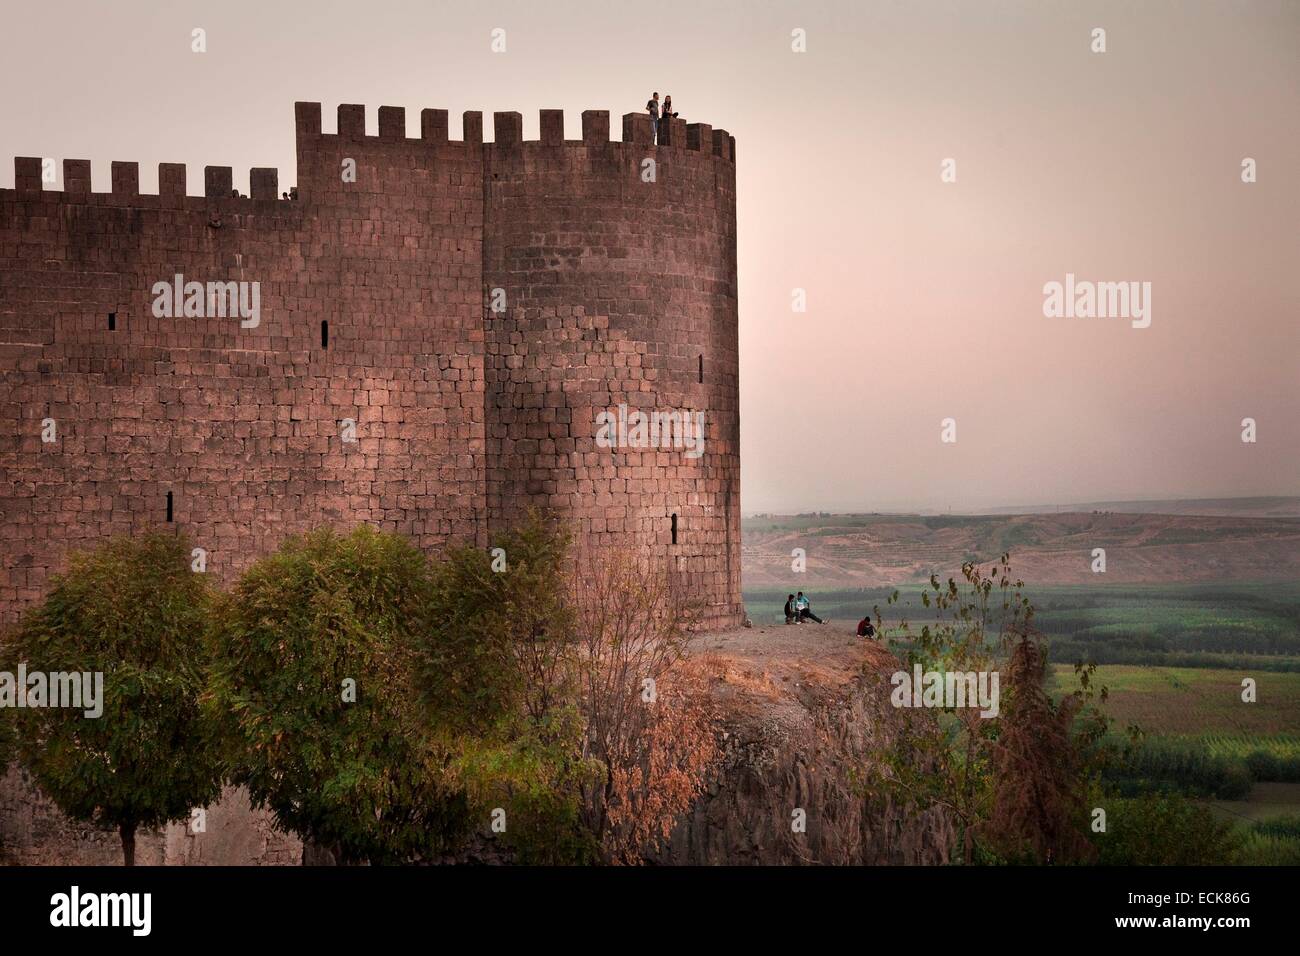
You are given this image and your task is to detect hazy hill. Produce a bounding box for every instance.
[981,496,1300,518]
[741,511,1300,589]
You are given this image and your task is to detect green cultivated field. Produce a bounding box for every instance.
[1032,583,1300,671]
[1044,665,1300,743]
[744,582,1300,671]
[1047,663,1300,843]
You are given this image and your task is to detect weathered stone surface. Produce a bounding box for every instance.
[0,770,300,866]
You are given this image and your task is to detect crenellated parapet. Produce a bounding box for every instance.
[9,156,286,205]
[290,102,734,159]
[5,103,735,210]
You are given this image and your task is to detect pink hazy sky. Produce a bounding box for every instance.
[2,0,1296,513]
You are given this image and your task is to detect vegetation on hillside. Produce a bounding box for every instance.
[859,555,1113,864]
[853,553,1300,865]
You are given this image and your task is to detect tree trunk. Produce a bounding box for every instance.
[302,839,340,866]
[120,822,136,867]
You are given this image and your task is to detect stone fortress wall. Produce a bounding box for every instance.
[0,101,741,863]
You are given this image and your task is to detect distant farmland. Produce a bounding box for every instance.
[1045,665,1300,746]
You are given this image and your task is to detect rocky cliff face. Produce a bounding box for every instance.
[654,626,954,865]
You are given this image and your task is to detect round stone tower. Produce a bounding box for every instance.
[482,110,742,628]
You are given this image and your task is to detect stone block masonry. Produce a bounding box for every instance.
[0,102,741,862]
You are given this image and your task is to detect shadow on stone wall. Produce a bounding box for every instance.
[0,766,301,866]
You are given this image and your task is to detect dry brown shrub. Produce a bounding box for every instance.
[599,660,719,863]
[570,546,721,863]
[980,628,1096,864]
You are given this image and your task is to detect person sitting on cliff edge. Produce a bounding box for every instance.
[784,593,797,624]
[796,591,826,625]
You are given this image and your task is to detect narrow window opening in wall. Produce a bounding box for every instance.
[321,320,329,349]
[698,354,703,383]
[671,513,678,545]
[108,312,116,331]
[166,491,174,523]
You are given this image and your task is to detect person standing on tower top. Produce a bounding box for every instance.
[647,92,660,144]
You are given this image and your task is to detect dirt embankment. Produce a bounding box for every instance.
[654,622,953,865]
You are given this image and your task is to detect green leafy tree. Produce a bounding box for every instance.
[422,512,577,729]
[207,526,471,864]
[421,512,600,863]
[0,533,223,865]
[449,704,598,865]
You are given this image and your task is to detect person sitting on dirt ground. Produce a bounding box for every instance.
[796,591,826,624]
[857,614,877,639]
[783,593,798,624]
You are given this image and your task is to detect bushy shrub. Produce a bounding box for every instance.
[570,548,719,864]
[1243,750,1300,783]
[1105,742,1252,799]
[420,515,719,864]
[1092,793,1240,865]
[1234,831,1300,865]
[1255,815,1300,838]
[449,705,599,865]
[1244,750,1280,782]
[863,556,1110,865]
[1233,815,1300,865]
